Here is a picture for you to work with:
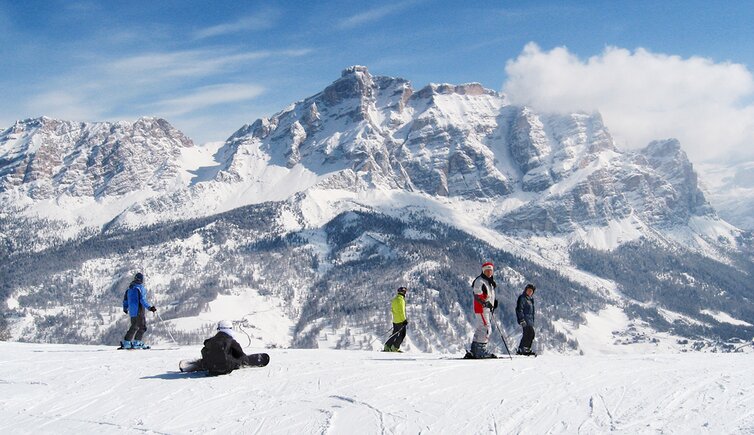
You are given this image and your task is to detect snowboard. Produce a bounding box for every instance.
[179,353,270,373]
[117,345,151,350]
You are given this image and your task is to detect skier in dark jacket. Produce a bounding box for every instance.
[179,320,270,375]
[516,284,536,356]
[200,320,248,375]
[121,272,156,349]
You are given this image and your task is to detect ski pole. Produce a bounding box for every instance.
[367,330,391,347]
[370,323,406,347]
[154,310,179,346]
[234,319,253,348]
[490,310,513,360]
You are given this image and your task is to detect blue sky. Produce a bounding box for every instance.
[1,0,753,161]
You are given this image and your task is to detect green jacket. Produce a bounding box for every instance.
[391,294,406,324]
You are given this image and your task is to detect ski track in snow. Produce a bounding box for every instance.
[1,342,753,434]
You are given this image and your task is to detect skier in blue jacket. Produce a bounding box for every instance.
[121,272,157,349]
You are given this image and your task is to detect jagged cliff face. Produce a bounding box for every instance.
[0,117,193,199]
[217,66,714,232]
[219,66,512,197]
[0,67,718,238]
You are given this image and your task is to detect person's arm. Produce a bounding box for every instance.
[138,286,151,309]
[230,339,246,358]
[399,296,406,324]
[473,278,493,308]
[516,295,525,324]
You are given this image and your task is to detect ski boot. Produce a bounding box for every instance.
[131,340,151,349]
[470,342,496,359]
[516,347,536,356]
[119,340,132,350]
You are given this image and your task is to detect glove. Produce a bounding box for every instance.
[403,320,408,326]
[123,308,128,314]
[484,300,494,309]
[493,299,499,309]
[149,306,157,312]
[520,320,527,328]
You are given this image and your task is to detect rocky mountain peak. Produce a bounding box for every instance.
[414,82,497,99]
[322,65,375,106]
[0,117,193,199]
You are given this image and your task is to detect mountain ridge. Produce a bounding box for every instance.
[1,66,752,353]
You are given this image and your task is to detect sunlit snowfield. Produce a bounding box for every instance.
[1,342,752,434]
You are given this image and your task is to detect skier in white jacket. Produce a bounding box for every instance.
[467,262,498,358]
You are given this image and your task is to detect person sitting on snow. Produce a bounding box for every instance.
[199,320,252,375]
[180,320,269,375]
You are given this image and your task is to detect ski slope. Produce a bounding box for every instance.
[0,342,753,434]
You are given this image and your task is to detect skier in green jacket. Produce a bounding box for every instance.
[383,287,408,352]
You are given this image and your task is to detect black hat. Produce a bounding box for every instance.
[397,287,407,295]
[134,273,144,284]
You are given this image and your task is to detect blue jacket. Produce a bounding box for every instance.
[122,282,152,317]
[516,292,535,326]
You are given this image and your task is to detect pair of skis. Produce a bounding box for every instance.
[462,312,537,359]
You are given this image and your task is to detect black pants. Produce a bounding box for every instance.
[518,324,535,350]
[385,322,407,349]
[124,308,148,341]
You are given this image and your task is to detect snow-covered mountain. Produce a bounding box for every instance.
[698,159,754,231]
[1,66,752,355]
[0,116,193,199]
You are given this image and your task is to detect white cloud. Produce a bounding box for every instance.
[106,49,271,84]
[338,3,413,29]
[150,83,265,116]
[21,47,309,127]
[502,43,754,162]
[25,90,108,121]
[194,10,278,39]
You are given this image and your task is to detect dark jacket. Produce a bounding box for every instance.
[516,292,535,326]
[201,331,246,375]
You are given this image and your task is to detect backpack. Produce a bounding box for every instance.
[201,334,234,376]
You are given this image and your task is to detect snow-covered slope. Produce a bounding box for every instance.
[1,341,753,434]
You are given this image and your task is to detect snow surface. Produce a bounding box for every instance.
[1,341,753,434]
[168,290,294,348]
[700,310,754,327]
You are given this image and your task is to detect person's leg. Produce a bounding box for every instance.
[517,325,526,352]
[522,325,535,350]
[133,310,148,341]
[384,323,402,350]
[472,312,492,357]
[124,316,140,341]
[394,323,407,349]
